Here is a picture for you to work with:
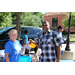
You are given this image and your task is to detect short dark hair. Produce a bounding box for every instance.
[24,30,28,34]
[58,26,63,30]
[42,20,49,24]
[42,20,50,26]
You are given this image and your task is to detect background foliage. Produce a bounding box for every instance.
[21,12,43,27]
[1,12,75,29]
[0,12,12,27]
[0,12,44,27]
[62,12,75,28]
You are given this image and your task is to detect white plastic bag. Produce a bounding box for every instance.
[31,48,41,62]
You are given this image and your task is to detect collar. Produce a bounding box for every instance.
[48,29,51,33]
[42,29,51,35]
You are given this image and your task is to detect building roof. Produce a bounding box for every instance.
[44,12,69,16]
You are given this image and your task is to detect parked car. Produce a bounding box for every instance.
[0,27,5,31]
[0,26,43,61]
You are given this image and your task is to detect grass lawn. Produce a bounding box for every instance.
[70,38,75,42]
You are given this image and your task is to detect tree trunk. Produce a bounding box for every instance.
[16,12,22,42]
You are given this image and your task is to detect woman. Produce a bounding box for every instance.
[3,29,28,62]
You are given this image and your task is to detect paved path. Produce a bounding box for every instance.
[61,43,75,51]
[61,43,75,60]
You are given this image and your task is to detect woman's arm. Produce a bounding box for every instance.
[5,53,10,62]
[21,43,28,55]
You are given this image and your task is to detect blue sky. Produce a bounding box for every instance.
[41,12,47,14]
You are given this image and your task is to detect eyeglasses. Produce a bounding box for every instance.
[42,25,48,27]
[10,34,17,36]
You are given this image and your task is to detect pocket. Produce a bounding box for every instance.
[46,39,51,44]
[46,37,53,44]
[47,41,51,44]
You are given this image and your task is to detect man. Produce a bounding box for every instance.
[29,21,64,62]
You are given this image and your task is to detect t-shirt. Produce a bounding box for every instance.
[56,30,62,38]
[3,40,23,62]
[23,34,28,44]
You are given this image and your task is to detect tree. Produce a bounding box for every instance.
[11,12,17,26]
[32,12,44,22]
[10,12,22,41]
[16,12,22,41]
[62,12,75,28]
[21,12,43,27]
[0,12,43,41]
[0,12,12,27]
[11,12,22,41]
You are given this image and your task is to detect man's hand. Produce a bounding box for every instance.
[29,39,41,49]
[56,60,60,62]
[29,39,33,44]
[29,39,35,44]
[56,46,61,62]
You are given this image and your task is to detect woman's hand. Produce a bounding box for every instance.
[5,53,10,62]
[21,43,29,55]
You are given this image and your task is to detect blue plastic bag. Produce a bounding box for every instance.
[19,56,32,62]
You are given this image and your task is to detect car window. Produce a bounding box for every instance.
[38,30,43,35]
[4,31,9,35]
[0,27,13,35]
[0,27,5,31]
[21,28,25,37]
[28,28,36,35]
[20,28,36,37]
[2,31,10,39]
[34,28,42,33]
